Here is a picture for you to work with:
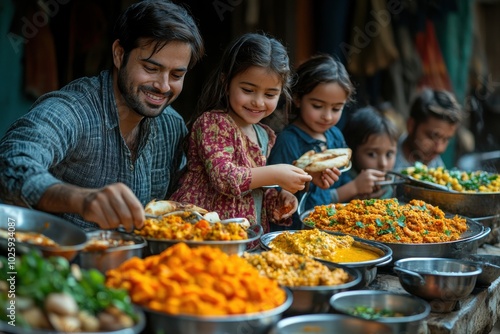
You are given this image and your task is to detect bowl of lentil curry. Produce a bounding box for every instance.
[105,243,292,334]
[300,198,490,262]
[259,229,392,286]
[243,249,362,315]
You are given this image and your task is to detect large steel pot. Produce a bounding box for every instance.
[399,184,500,218]
[0,204,87,261]
[382,218,489,262]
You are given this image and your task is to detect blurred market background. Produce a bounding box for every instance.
[1,0,499,169]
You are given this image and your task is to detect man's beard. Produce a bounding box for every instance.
[117,67,173,118]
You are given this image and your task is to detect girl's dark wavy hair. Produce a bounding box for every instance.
[291,54,355,120]
[112,0,204,68]
[343,106,399,151]
[188,32,292,129]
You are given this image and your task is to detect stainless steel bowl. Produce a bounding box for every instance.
[330,290,431,334]
[0,306,146,334]
[141,288,293,334]
[77,230,147,273]
[0,204,87,261]
[145,224,263,256]
[259,230,392,286]
[463,254,500,286]
[393,257,482,312]
[271,314,393,334]
[283,260,362,316]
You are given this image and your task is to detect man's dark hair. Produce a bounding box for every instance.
[410,88,463,124]
[112,0,204,69]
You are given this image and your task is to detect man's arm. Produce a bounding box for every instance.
[37,183,145,231]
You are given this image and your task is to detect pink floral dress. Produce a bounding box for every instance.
[170,110,288,234]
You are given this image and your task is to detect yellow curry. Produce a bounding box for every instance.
[268,229,380,263]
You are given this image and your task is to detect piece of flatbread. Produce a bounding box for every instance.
[293,148,351,173]
[145,200,208,215]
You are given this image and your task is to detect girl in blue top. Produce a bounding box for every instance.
[268,54,385,230]
[343,106,399,199]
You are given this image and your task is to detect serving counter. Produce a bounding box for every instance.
[369,243,500,334]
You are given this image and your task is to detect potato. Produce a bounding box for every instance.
[45,293,78,316]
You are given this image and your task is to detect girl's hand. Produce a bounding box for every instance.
[310,167,341,189]
[353,169,386,195]
[273,189,298,222]
[275,164,312,194]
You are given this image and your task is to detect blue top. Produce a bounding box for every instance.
[267,124,352,230]
[0,71,187,229]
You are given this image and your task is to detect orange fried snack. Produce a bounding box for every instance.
[106,243,286,316]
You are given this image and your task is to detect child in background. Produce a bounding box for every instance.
[394,88,463,170]
[342,106,399,199]
[170,33,312,233]
[268,54,359,229]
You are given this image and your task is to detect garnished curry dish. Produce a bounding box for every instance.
[134,215,248,241]
[268,229,380,263]
[402,162,500,193]
[243,249,351,286]
[303,198,468,244]
[0,229,58,247]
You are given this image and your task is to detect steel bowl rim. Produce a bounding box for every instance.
[144,223,262,246]
[394,257,483,276]
[141,287,293,322]
[82,230,147,253]
[330,290,431,323]
[0,305,146,334]
[259,230,393,267]
[275,313,394,332]
[0,204,88,255]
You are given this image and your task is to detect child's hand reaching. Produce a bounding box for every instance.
[310,167,341,189]
[353,169,386,196]
[274,164,313,194]
[273,189,298,222]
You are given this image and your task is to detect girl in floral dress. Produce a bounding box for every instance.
[170,33,312,233]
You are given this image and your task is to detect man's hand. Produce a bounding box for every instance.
[38,182,145,231]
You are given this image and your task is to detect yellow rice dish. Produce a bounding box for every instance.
[303,198,467,244]
[243,249,351,287]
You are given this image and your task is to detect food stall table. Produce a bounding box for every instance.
[368,244,500,334]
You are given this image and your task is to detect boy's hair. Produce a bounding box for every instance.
[343,106,399,151]
[292,54,355,104]
[409,88,463,124]
[112,0,204,69]
[194,32,292,120]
